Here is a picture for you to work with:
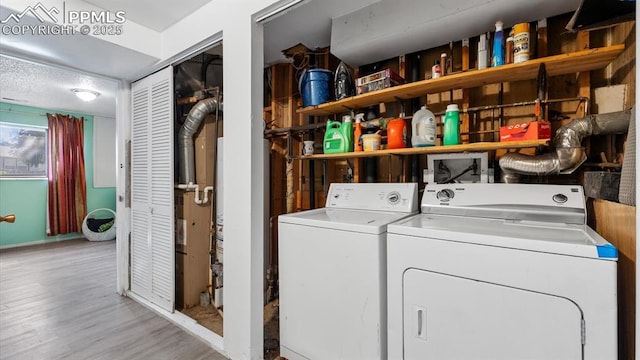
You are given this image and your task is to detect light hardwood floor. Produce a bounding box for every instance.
[0,239,227,360]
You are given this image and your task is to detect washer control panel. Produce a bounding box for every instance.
[422,183,586,224]
[326,183,418,213]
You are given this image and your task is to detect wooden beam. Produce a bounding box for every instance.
[577,31,590,117]
[537,19,548,59]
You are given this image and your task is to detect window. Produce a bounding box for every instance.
[0,122,47,178]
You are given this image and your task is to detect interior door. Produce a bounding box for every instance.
[403,269,583,360]
[130,67,175,312]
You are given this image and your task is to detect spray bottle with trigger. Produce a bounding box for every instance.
[354,113,364,152]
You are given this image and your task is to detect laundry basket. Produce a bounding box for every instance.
[82,208,116,241]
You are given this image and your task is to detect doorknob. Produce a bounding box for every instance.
[0,214,16,223]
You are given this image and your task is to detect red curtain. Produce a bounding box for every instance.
[46,114,87,236]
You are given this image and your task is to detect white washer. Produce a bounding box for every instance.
[387,183,618,360]
[279,182,418,360]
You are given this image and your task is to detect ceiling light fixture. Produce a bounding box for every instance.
[71,89,100,102]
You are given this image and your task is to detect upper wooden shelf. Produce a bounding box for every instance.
[297,45,625,116]
[296,139,549,160]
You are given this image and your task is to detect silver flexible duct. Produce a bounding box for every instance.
[500,109,631,183]
[178,97,222,184]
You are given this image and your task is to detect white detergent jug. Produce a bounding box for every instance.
[411,105,436,147]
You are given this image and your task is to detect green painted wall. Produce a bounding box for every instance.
[0,103,116,247]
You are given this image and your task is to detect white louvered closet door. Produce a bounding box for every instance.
[130,67,175,312]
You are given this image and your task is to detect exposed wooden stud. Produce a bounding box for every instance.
[288,63,295,127]
[461,89,471,144]
[286,136,295,213]
[576,31,591,117]
[398,55,406,79]
[537,19,548,59]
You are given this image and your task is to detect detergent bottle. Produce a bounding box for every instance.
[443,104,461,145]
[323,116,353,154]
[411,106,436,147]
[387,115,407,149]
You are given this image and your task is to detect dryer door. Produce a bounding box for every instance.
[403,269,583,360]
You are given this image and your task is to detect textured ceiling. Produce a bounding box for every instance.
[83,0,212,32]
[0,56,118,118]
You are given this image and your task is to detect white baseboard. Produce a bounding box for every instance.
[125,291,226,356]
[0,236,84,250]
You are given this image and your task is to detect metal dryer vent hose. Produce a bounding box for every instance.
[499,109,631,183]
[178,97,223,184]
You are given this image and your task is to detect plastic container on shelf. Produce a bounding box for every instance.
[432,60,441,79]
[387,117,407,149]
[299,69,333,107]
[362,133,381,152]
[411,106,437,147]
[323,117,352,154]
[491,21,504,67]
[506,36,514,64]
[513,22,531,63]
[443,104,461,145]
[478,33,488,69]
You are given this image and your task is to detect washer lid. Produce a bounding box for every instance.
[279,208,416,234]
[388,214,617,260]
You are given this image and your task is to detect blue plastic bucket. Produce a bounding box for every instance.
[299,69,332,107]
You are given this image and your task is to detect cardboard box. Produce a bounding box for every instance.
[175,251,211,309]
[355,68,405,86]
[355,68,405,95]
[174,190,212,308]
[500,121,551,142]
[356,78,403,95]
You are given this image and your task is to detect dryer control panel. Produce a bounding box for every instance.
[326,183,418,213]
[422,183,586,224]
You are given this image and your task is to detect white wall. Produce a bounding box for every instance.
[117,1,283,359]
[219,12,264,360]
[93,116,116,188]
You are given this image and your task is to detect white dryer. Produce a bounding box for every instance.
[279,182,418,360]
[387,183,617,360]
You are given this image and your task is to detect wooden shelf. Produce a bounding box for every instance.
[297,45,624,116]
[296,139,549,160]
